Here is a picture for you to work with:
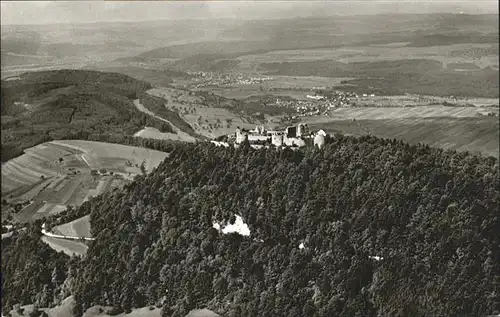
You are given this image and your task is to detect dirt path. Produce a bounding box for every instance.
[133,99,196,142]
[42,223,95,241]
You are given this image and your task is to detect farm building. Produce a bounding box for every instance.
[306,95,325,100]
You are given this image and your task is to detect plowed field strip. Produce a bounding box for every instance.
[59,178,82,205]
[2,163,35,185]
[48,143,83,155]
[9,160,45,179]
[54,178,69,192]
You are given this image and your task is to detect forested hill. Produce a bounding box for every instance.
[63,136,500,317]
[1,69,174,162]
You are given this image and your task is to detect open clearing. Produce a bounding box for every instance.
[133,98,197,142]
[145,88,267,138]
[53,215,91,238]
[134,126,185,141]
[170,104,264,138]
[41,236,88,256]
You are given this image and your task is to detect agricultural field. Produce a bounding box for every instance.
[301,103,499,158]
[229,43,499,98]
[235,43,499,71]
[52,140,168,175]
[349,95,499,108]
[194,85,308,100]
[2,140,168,223]
[315,105,499,121]
[191,76,353,100]
[304,116,499,158]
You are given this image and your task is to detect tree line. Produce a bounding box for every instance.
[2,134,499,317]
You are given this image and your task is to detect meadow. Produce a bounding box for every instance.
[133,127,186,141]
[2,140,168,224]
[144,88,268,138]
[53,215,91,238]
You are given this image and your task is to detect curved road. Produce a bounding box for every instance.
[133,98,196,142]
[42,223,95,241]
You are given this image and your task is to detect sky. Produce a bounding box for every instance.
[1,1,498,25]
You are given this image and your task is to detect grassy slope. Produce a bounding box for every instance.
[139,92,209,140]
[53,215,91,238]
[41,236,88,256]
[145,87,271,138]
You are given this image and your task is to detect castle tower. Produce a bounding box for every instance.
[272,134,283,147]
[314,134,325,149]
[236,127,247,144]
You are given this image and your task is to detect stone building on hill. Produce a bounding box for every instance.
[233,123,323,149]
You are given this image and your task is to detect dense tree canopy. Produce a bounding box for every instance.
[59,136,499,317]
[1,70,174,162]
[1,223,80,315]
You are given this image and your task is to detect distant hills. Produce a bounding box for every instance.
[1,69,174,162]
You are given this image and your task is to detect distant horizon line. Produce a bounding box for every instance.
[1,11,496,27]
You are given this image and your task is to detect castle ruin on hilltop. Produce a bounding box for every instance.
[211,123,327,149]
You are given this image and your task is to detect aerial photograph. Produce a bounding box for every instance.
[1,1,498,316]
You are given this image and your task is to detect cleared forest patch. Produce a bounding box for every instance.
[53,215,91,238]
[41,236,88,256]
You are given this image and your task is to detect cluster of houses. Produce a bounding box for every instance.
[188,72,273,88]
[263,90,378,118]
[211,123,328,150]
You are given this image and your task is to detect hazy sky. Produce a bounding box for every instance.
[1,1,498,25]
